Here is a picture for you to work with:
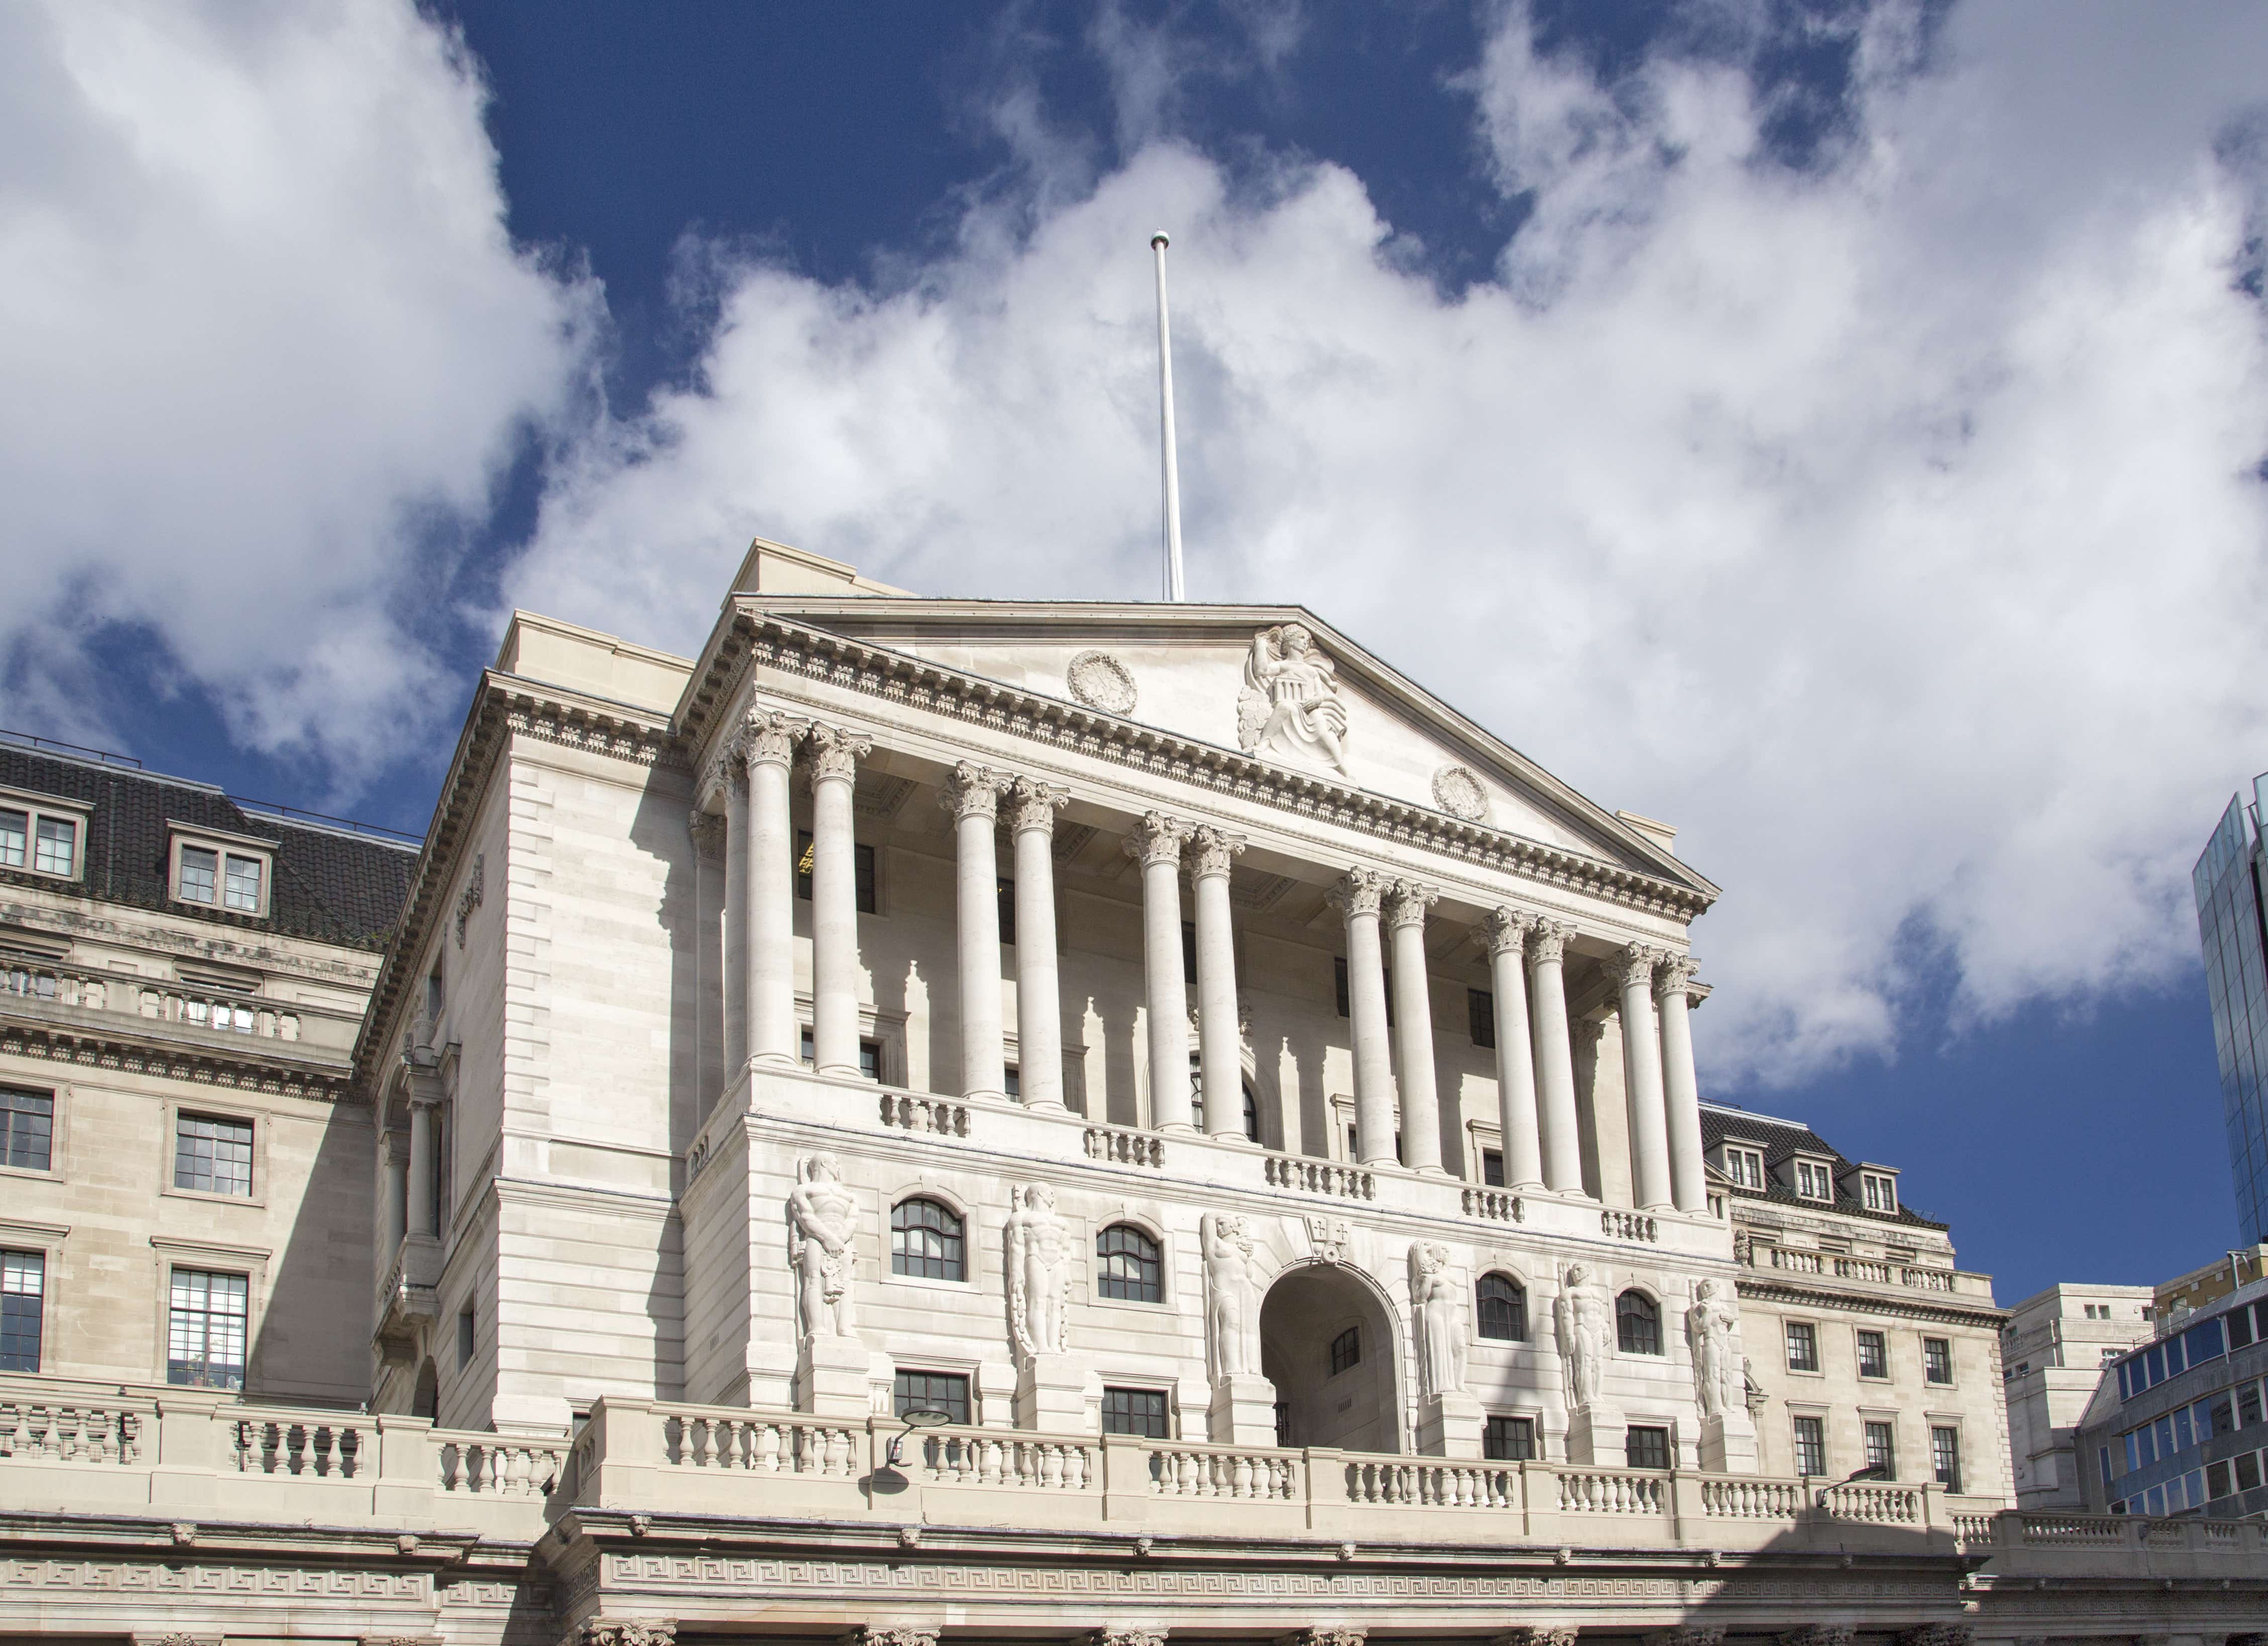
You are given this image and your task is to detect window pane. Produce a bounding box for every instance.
[1793,1415,1826,1476]
[1482,1149,1505,1188]
[890,1198,965,1281]
[173,1113,254,1195]
[1477,1274,1526,1341]
[167,1268,248,1390]
[1786,1321,1819,1372]
[1857,1329,1888,1378]
[1864,1420,1895,1475]
[1923,1337,1952,1383]
[178,846,219,904]
[1101,1387,1170,1438]
[0,1088,53,1172]
[1627,1425,1670,1470]
[0,809,24,867]
[859,1040,881,1082]
[1616,1291,1661,1354]
[893,1370,970,1424]
[997,877,1015,946]
[1330,1326,1360,1375]
[0,1251,41,1373]
[1097,1225,1162,1303]
[855,843,877,914]
[1467,988,1495,1048]
[1931,1426,1962,1493]
[32,818,74,877]
[1483,1415,1535,1461]
[223,854,261,912]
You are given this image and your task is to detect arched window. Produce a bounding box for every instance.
[1616,1289,1661,1355]
[1097,1224,1162,1303]
[891,1197,965,1281]
[1476,1273,1527,1341]
[1242,1082,1260,1143]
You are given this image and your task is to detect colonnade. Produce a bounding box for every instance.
[707,708,1710,1214]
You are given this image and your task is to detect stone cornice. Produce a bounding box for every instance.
[681,610,1717,923]
[349,671,678,1099]
[1733,1274,2009,1331]
[0,1017,351,1103]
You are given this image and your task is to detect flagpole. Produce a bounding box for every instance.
[1152,231,1186,602]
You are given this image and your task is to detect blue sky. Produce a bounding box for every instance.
[7,0,2268,1303]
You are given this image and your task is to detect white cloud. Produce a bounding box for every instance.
[0,0,593,775]
[510,0,2268,1084]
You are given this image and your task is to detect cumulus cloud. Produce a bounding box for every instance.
[509,0,2268,1084]
[0,0,592,774]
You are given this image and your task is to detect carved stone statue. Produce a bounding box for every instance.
[1202,1212,1261,1381]
[1686,1278,1739,1421]
[1235,623,1350,775]
[1005,1183,1072,1360]
[1408,1241,1468,1398]
[787,1154,858,1339]
[1555,1263,1611,1409]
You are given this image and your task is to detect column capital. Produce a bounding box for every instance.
[1526,916,1575,963]
[939,761,1011,821]
[1187,825,1245,881]
[1328,866,1389,918]
[1385,879,1437,930]
[1482,905,1534,955]
[1092,1632,1167,1646]
[731,706,809,771]
[1493,1631,1579,1646]
[804,723,872,787]
[580,1626,677,1646]
[1124,811,1190,867]
[1281,1631,1365,1646]
[1606,942,1666,991]
[1007,776,1069,833]
[847,1628,937,1646]
[1652,952,1702,1001]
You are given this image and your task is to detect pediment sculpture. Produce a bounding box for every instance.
[1236,623,1350,775]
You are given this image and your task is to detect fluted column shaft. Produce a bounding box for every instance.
[1333,869,1396,1166]
[1129,814,1194,1131]
[1387,881,1443,1173]
[743,712,805,1065]
[806,724,872,1077]
[721,764,749,1076]
[1190,827,1246,1139]
[943,763,1010,1101]
[1657,957,1709,1212]
[1484,908,1544,1189]
[1010,780,1069,1110]
[407,1099,436,1238]
[1613,944,1674,1210]
[1527,921,1585,1194]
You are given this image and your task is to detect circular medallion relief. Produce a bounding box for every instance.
[1065,650,1137,715]
[1432,764,1490,822]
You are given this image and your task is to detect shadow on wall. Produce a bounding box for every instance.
[251,1099,375,1407]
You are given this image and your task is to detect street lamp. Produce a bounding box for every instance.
[1815,1462,1891,1509]
[885,1406,958,1470]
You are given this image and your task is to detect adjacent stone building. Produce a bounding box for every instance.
[2000,1282,2153,1508]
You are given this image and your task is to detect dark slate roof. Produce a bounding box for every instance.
[1701,1102,1948,1232]
[0,744,417,952]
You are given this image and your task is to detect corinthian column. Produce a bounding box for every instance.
[1331,868,1396,1166]
[719,754,749,1077]
[941,762,1011,1101]
[1527,919,1585,1194]
[1387,880,1443,1173]
[1127,813,1194,1131]
[1482,907,1543,1190]
[1008,779,1069,1109]
[741,710,807,1065]
[1189,826,1246,1139]
[1656,954,1709,1212]
[804,723,872,1077]
[1610,943,1673,1210]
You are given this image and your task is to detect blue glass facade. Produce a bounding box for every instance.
[2193,782,2268,1247]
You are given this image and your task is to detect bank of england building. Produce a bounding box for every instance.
[0,541,2256,1645]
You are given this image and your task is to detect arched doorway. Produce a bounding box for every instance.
[1260,1262,1400,1455]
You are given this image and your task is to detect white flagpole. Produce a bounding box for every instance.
[1152,230,1186,602]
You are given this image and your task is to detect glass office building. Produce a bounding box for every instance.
[2195,778,2268,1247]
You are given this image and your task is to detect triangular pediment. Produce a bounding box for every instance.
[730,595,1707,894]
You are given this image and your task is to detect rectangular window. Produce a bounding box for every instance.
[997,877,1015,947]
[167,1269,248,1389]
[1484,1414,1536,1461]
[0,1251,42,1372]
[1930,1426,1962,1493]
[1864,1420,1895,1477]
[1626,1425,1671,1470]
[1795,1159,1832,1200]
[893,1369,970,1425]
[457,1302,476,1369]
[1922,1336,1953,1384]
[798,1029,882,1082]
[2099,1446,2113,1492]
[2148,1342,2167,1385]
[2136,1423,2156,1467]
[2175,1405,2195,1451]
[1002,1066,1019,1099]
[0,1088,53,1172]
[174,1113,254,1195]
[1861,1172,1896,1212]
[2239,1451,2263,1492]
[1856,1328,1888,1379]
[794,832,877,913]
[178,845,219,904]
[1482,1149,1505,1188]
[2233,1306,2257,1350]
[1786,1321,1820,1373]
[1330,955,1390,1024]
[2146,1483,2166,1516]
[1793,1415,1827,1477]
[0,810,22,867]
[1101,1386,1170,1438]
[33,818,75,878]
[223,853,262,913]
[2210,1459,2236,1500]
[1468,988,1495,1048]
[2242,1383,2263,1428]
[1329,1325,1360,1376]
[2211,1394,2234,1438]
[1181,920,1197,983]
[1725,1147,1764,1190]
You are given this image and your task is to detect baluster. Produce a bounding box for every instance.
[755,1423,781,1473]
[1227,1451,1250,1499]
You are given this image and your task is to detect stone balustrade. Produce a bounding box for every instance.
[0,960,305,1041]
[1743,1239,1983,1297]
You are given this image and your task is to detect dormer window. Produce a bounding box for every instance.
[1723,1145,1765,1190]
[1794,1158,1835,1201]
[0,789,88,883]
[168,824,276,919]
[1860,1171,1898,1213]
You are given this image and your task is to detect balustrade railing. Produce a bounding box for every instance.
[1820,1481,1923,1524]
[1700,1477,1804,1518]
[1345,1458,1517,1509]
[0,1396,143,1464]
[1461,1187,1522,1222]
[1555,1465,1667,1514]
[879,1092,968,1136]
[235,1414,364,1477]
[1148,1440,1300,1501]
[665,1411,862,1477]
[1082,1123,1162,1167]
[1600,1210,1658,1242]
[0,963,302,1040]
[919,1428,1096,1490]
[1265,1154,1374,1200]
[435,1431,568,1497]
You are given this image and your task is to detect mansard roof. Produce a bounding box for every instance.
[0,742,417,952]
[1701,1101,1947,1232]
